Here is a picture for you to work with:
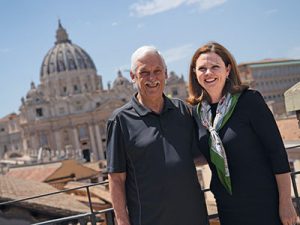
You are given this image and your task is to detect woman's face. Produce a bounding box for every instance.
[195,52,231,102]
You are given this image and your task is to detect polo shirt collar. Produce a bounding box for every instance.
[131,93,176,116]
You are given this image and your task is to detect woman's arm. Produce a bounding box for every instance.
[275,172,298,225]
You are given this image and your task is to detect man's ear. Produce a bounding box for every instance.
[130,71,136,82]
[165,69,168,79]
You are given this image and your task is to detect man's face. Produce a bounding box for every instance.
[131,52,166,101]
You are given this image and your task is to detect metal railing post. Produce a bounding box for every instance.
[105,210,115,225]
[86,186,97,225]
[291,172,300,215]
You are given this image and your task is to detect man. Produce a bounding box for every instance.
[106,46,208,225]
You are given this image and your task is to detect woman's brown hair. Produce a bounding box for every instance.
[187,42,248,105]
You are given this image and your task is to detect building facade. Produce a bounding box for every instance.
[164,71,187,100]
[0,22,135,162]
[0,113,21,159]
[0,21,187,163]
[238,59,300,116]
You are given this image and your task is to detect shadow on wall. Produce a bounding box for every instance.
[0,218,31,225]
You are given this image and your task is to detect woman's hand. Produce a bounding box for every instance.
[279,198,298,225]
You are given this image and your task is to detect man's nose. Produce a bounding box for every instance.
[149,71,157,79]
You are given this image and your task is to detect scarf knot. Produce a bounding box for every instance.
[208,127,216,133]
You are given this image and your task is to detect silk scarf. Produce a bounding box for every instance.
[197,93,240,194]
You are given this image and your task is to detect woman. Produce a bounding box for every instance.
[187,42,297,225]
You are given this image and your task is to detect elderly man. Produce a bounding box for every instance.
[106,46,208,225]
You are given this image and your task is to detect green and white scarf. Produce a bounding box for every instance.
[197,93,240,195]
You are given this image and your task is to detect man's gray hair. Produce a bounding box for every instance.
[130,45,167,74]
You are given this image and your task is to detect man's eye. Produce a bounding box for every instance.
[140,71,150,76]
[154,70,162,75]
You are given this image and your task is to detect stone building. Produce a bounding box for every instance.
[0,21,134,162]
[0,113,22,159]
[285,81,300,128]
[0,21,188,163]
[164,71,187,100]
[238,59,300,116]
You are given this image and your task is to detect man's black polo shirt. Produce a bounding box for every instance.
[106,94,208,225]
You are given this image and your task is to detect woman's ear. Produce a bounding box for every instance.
[226,64,231,77]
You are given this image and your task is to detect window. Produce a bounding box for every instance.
[171,88,178,96]
[36,108,43,117]
[10,121,16,131]
[66,50,77,70]
[61,86,67,96]
[57,51,65,72]
[27,140,31,149]
[40,132,48,146]
[74,83,81,93]
[63,130,70,143]
[59,107,65,114]
[0,127,5,132]
[75,101,83,111]
[63,130,70,145]
[79,126,88,139]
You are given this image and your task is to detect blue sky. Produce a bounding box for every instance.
[0,0,300,117]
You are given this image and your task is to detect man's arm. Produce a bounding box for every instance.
[108,172,131,225]
[275,173,298,225]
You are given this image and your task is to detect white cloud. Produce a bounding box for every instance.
[112,22,118,26]
[130,0,184,17]
[130,0,226,17]
[265,9,278,16]
[187,0,226,10]
[162,44,194,63]
[287,46,300,59]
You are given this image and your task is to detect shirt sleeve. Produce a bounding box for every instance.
[106,117,127,173]
[245,90,290,174]
[191,106,205,158]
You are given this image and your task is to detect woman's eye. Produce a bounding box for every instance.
[198,68,206,72]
